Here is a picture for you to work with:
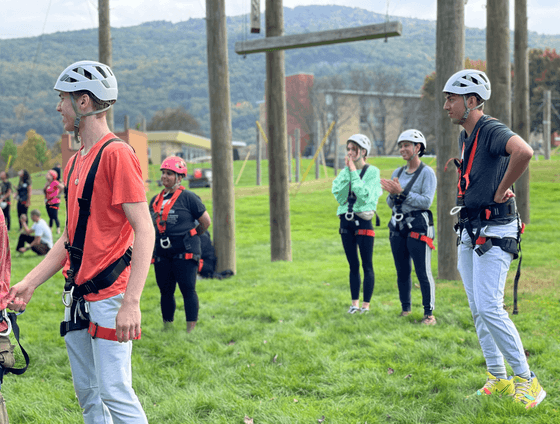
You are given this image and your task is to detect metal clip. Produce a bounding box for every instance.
[394,213,404,222]
[450,206,463,216]
[160,237,171,249]
[62,286,74,307]
[0,310,12,337]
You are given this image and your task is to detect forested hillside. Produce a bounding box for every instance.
[1,5,559,147]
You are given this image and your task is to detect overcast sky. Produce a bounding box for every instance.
[1,0,559,40]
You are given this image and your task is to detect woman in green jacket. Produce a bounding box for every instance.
[332,134,382,314]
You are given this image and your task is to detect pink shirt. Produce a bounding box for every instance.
[0,212,11,331]
[45,180,61,205]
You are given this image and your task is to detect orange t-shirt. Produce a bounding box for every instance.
[63,133,147,302]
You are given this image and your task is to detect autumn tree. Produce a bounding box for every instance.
[147,106,203,136]
[13,130,52,173]
[528,48,560,135]
[1,139,17,170]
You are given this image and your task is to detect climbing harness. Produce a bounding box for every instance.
[61,139,138,340]
[345,165,369,221]
[391,162,426,222]
[0,310,29,390]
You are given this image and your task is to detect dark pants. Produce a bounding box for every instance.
[154,256,199,322]
[17,201,28,229]
[339,215,375,303]
[389,232,436,315]
[46,204,60,229]
[16,234,50,255]
[1,204,9,231]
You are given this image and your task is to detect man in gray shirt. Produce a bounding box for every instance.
[16,209,52,256]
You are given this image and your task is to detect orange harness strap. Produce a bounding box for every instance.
[152,186,185,234]
[88,322,141,341]
[409,231,435,250]
[356,229,375,237]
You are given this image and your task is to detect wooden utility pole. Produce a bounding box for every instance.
[486,0,511,125]
[288,136,292,182]
[294,128,301,182]
[435,0,464,280]
[514,0,530,223]
[206,0,236,273]
[98,0,113,131]
[543,90,551,159]
[256,125,262,185]
[315,120,320,180]
[266,0,291,261]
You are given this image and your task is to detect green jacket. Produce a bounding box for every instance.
[332,165,382,216]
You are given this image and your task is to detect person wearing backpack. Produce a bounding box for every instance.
[381,130,437,325]
[150,156,211,333]
[332,134,382,314]
[7,60,154,423]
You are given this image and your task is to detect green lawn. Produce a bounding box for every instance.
[2,155,559,423]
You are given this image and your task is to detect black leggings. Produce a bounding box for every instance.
[339,215,375,303]
[154,256,199,322]
[389,230,436,315]
[17,201,28,229]
[46,205,60,229]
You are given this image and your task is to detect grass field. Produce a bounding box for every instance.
[2,155,559,423]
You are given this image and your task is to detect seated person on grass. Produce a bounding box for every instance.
[17,209,53,256]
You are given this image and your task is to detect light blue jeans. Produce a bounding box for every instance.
[457,220,529,377]
[64,294,148,424]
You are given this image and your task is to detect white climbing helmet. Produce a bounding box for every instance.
[398,129,426,158]
[347,134,371,156]
[54,60,118,102]
[443,69,491,101]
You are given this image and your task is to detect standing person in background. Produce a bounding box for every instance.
[443,69,545,407]
[0,173,12,231]
[7,60,154,423]
[15,170,32,230]
[150,156,211,333]
[381,129,437,325]
[332,134,382,314]
[43,170,61,235]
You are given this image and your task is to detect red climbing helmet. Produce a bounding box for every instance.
[161,156,187,176]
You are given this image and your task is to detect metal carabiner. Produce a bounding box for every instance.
[62,286,74,307]
[160,237,172,249]
[345,211,355,221]
[450,206,463,216]
[394,213,404,222]
[0,309,12,337]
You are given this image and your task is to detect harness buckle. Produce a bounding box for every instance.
[62,286,74,307]
[450,206,463,215]
[0,310,12,337]
[344,211,354,221]
[160,237,172,249]
[394,213,404,222]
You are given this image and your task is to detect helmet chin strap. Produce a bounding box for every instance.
[458,95,484,125]
[70,95,113,141]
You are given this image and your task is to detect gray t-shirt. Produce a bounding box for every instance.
[457,115,514,209]
[386,164,437,214]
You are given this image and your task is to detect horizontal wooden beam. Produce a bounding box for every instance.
[235,21,402,55]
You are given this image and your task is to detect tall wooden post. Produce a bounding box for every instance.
[435,0,464,280]
[486,0,511,125]
[266,0,291,261]
[98,0,113,131]
[514,0,530,223]
[206,0,236,273]
[315,120,320,180]
[288,136,292,182]
[294,128,301,182]
[543,90,551,160]
[124,115,129,131]
[256,124,261,185]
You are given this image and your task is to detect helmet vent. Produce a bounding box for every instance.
[96,66,107,78]
[60,74,77,83]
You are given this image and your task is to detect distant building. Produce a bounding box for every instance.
[147,131,211,164]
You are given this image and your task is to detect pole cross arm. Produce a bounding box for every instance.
[235,21,402,55]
